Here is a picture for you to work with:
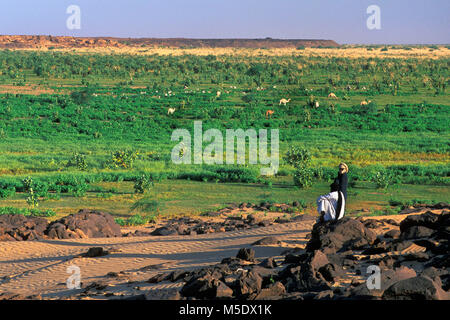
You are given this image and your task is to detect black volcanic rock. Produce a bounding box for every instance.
[0,214,48,241]
[46,209,121,239]
[306,217,377,254]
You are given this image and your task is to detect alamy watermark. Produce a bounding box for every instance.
[66,5,81,30]
[366,265,381,290]
[171,121,279,176]
[66,264,81,289]
[367,5,381,30]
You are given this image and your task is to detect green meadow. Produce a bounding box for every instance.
[0,48,448,223]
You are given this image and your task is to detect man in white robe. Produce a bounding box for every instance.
[317,190,345,222]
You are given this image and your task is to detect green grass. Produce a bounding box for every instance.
[0,49,448,221]
[0,178,448,221]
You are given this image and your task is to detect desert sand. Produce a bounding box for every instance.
[0,210,434,300]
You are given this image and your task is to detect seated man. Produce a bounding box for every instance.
[316,182,345,222]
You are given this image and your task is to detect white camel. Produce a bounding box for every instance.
[279,98,291,106]
[167,107,176,115]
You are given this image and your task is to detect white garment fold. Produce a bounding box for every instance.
[317,191,345,221]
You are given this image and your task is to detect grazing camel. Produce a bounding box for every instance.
[328,93,338,99]
[167,107,176,115]
[360,100,371,106]
[279,98,291,106]
[266,110,274,118]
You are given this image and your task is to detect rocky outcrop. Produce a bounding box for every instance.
[0,35,339,49]
[149,210,450,301]
[46,209,121,239]
[0,214,48,241]
[306,217,377,254]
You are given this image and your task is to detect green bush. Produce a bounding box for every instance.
[109,150,139,169]
[0,206,55,217]
[67,153,88,171]
[134,174,153,194]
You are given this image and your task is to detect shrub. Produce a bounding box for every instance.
[67,153,88,171]
[371,171,398,190]
[70,87,93,105]
[0,207,55,217]
[284,146,311,168]
[109,150,139,169]
[284,146,314,188]
[134,174,153,194]
[293,166,314,188]
[0,187,15,199]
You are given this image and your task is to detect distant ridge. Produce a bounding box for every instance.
[0,35,339,49]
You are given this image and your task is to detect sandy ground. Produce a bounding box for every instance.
[0,218,314,299]
[0,211,439,299]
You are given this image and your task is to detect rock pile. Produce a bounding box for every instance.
[143,209,449,300]
[0,214,48,241]
[0,210,122,241]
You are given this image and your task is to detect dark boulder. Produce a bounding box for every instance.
[363,220,383,229]
[432,202,450,210]
[151,226,178,236]
[236,248,256,262]
[384,229,401,239]
[421,267,448,283]
[180,274,216,299]
[254,281,286,300]
[46,210,121,239]
[382,276,450,300]
[401,226,435,240]
[0,214,48,241]
[283,253,308,265]
[427,255,450,269]
[348,266,416,299]
[252,236,281,246]
[307,250,329,271]
[236,271,263,298]
[318,263,344,282]
[259,257,278,269]
[147,273,171,284]
[399,211,440,233]
[83,247,109,257]
[306,218,377,254]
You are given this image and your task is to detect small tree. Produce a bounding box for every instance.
[22,176,39,208]
[371,170,398,190]
[68,153,88,171]
[284,147,314,188]
[134,174,153,194]
[110,150,139,169]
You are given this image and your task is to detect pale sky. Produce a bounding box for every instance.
[0,0,449,44]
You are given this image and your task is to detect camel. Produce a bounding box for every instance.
[266,110,274,118]
[315,101,320,108]
[216,91,221,97]
[328,93,338,99]
[167,107,176,115]
[360,100,371,106]
[279,98,291,106]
